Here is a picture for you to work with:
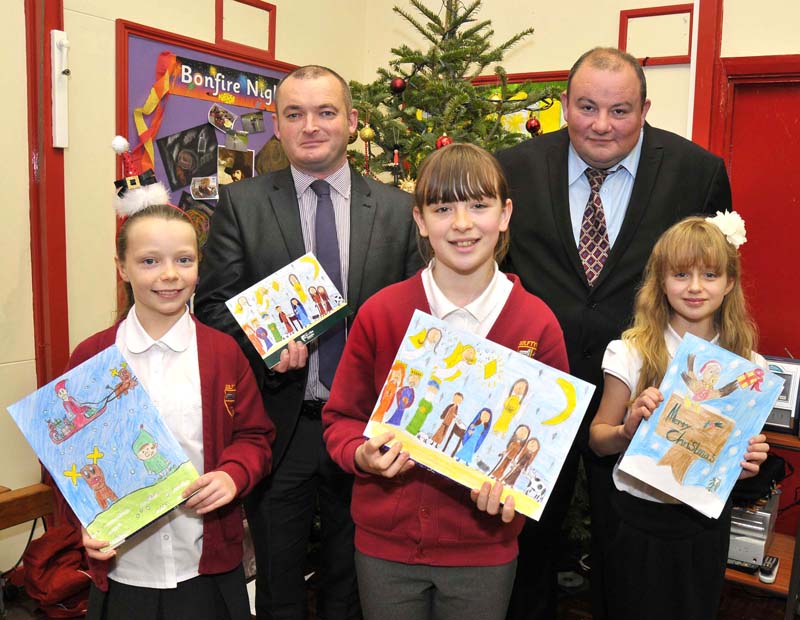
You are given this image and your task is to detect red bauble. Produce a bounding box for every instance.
[436,133,453,149]
[525,117,541,136]
[390,77,407,94]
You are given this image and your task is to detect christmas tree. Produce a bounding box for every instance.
[348,0,560,184]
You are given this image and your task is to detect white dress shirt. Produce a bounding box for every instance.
[109,306,205,588]
[421,260,513,338]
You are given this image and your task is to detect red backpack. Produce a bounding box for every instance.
[22,522,90,618]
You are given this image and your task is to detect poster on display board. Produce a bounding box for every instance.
[116,20,295,244]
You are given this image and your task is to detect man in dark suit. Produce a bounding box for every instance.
[496,47,731,620]
[195,65,421,620]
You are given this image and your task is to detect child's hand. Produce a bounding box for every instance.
[470,480,516,523]
[354,431,414,478]
[183,471,237,515]
[82,527,116,561]
[273,340,308,373]
[738,434,770,480]
[622,387,663,440]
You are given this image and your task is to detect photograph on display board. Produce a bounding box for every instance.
[218,146,255,184]
[208,103,237,132]
[619,333,783,519]
[190,175,218,200]
[224,131,250,151]
[6,345,199,549]
[364,310,594,521]
[155,124,218,191]
[120,23,289,207]
[178,192,214,248]
[225,252,350,368]
[241,111,266,134]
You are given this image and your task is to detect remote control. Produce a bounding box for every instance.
[759,555,780,584]
[726,557,759,573]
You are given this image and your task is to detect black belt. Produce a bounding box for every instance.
[300,400,325,419]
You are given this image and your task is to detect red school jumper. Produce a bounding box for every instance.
[323,272,569,566]
[56,316,275,591]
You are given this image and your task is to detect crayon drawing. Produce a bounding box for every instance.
[226,252,350,367]
[365,310,595,520]
[619,333,783,518]
[6,346,198,548]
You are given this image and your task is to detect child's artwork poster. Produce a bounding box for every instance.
[364,310,595,521]
[619,333,783,519]
[6,346,199,548]
[226,252,350,367]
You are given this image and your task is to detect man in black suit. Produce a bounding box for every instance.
[195,65,421,620]
[496,47,731,620]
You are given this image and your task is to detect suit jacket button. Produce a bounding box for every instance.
[588,302,598,310]
[582,349,592,359]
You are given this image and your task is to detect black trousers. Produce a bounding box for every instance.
[86,565,249,620]
[245,409,360,620]
[606,490,732,620]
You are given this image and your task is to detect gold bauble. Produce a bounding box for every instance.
[359,125,376,142]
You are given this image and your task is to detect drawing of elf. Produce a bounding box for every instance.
[405,377,441,436]
[431,392,463,447]
[492,378,530,434]
[501,437,540,486]
[373,361,406,423]
[385,369,422,426]
[455,408,492,465]
[489,424,530,479]
[132,425,174,479]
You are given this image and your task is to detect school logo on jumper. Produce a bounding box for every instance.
[517,340,539,358]
[224,384,237,417]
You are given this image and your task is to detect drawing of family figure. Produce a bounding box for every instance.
[488,424,541,486]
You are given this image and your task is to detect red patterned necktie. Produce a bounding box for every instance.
[579,168,612,286]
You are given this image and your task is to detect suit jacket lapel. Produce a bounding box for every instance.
[596,124,662,287]
[548,131,588,284]
[347,168,376,306]
[269,167,306,259]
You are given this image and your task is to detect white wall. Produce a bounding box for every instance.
[0,0,41,573]
[723,0,800,57]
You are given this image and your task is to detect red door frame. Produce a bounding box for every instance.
[691,0,724,151]
[25,0,70,386]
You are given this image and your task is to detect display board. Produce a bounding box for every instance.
[116,20,295,244]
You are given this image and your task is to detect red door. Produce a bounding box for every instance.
[714,56,800,536]
[725,75,800,359]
